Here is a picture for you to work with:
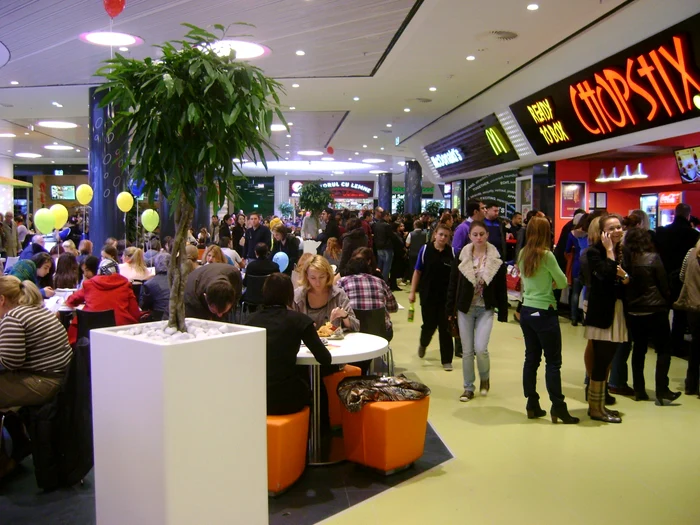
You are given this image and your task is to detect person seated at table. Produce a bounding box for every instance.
[337,218,368,276]
[291,253,313,287]
[53,252,80,289]
[80,255,99,284]
[184,244,200,274]
[9,254,55,298]
[219,237,245,269]
[345,247,383,280]
[119,247,151,282]
[105,237,118,249]
[19,234,48,260]
[184,262,242,320]
[0,276,72,409]
[77,240,93,266]
[100,244,120,267]
[49,244,66,266]
[143,239,161,265]
[247,273,332,415]
[244,243,279,286]
[337,257,398,341]
[61,240,79,257]
[323,237,341,268]
[293,255,359,332]
[140,253,171,317]
[271,225,299,276]
[66,259,141,344]
[203,245,230,265]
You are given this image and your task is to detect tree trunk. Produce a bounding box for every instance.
[168,195,195,332]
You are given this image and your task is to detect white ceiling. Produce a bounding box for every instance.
[0,0,661,181]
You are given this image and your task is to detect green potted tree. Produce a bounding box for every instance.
[298,180,333,237]
[96,23,286,331]
[278,201,294,219]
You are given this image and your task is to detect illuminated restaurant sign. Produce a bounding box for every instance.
[510,13,700,155]
[430,148,464,168]
[290,180,374,199]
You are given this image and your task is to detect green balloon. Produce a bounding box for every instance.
[34,208,55,234]
[141,209,160,232]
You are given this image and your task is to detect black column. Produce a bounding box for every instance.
[404,160,422,215]
[159,197,176,240]
[377,172,392,213]
[89,86,127,246]
[192,186,210,233]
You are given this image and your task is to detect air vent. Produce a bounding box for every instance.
[0,102,13,108]
[490,30,518,41]
[415,97,432,104]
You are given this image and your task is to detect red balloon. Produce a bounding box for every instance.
[327,146,334,155]
[104,0,126,18]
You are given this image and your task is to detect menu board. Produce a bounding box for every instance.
[50,185,76,200]
[465,170,517,217]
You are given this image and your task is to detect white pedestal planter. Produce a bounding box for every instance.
[90,320,268,525]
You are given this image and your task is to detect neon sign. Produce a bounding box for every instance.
[430,148,464,168]
[485,126,513,154]
[523,98,571,146]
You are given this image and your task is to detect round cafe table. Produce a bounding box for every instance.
[297,332,388,465]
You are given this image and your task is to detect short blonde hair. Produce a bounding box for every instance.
[299,255,334,290]
[0,276,43,307]
[588,217,602,245]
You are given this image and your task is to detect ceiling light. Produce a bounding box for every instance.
[76,149,81,152]
[80,32,143,47]
[10,81,18,85]
[295,50,306,56]
[355,152,359,155]
[51,161,55,164]
[292,83,300,88]
[348,158,353,161]
[620,165,635,181]
[429,87,437,92]
[333,171,345,175]
[369,170,385,174]
[404,108,411,112]
[285,144,289,147]
[0,133,16,138]
[595,169,608,183]
[286,134,291,138]
[16,152,42,158]
[288,122,293,126]
[363,158,386,164]
[44,145,74,150]
[119,46,129,52]
[6,150,10,152]
[543,163,549,167]
[286,151,290,154]
[285,157,289,160]
[37,121,78,129]
[363,145,367,148]
[386,124,392,128]
[51,102,63,108]
[321,157,334,161]
[24,132,29,135]
[297,150,324,156]
[289,106,296,110]
[380,147,385,150]
[204,40,270,59]
[466,55,476,61]
[398,161,406,166]
[353,97,360,101]
[373,136,378,139]
[270,124,286,131]
[527,4,539,11]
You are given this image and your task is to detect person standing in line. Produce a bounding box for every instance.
[446,221,508,402]
[232,214,247,257]
[408,224,455,371]
[372,211,394,282]
[244,212,272,261]
[315,208,339,256]
[517,217,579,424]
[218,214,234,248]
[676,239,700,395]
[360,210,374,249]
[2,211,19,258]
[452,200,485,253]
[405,219,428,283]
[209,215,220,245]
[482,201,507,259]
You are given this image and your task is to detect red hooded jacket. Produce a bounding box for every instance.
[66,274,141,344]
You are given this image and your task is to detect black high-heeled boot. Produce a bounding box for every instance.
[656,390,682,406]
[551,403,580,424]
[526,397,546,419]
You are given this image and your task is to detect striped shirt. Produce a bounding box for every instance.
[0,305,72,373]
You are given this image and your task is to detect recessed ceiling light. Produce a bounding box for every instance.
[296,50,306,56]
[292,83,300,88]
[0,133,16,138]
[204,40,270,59]
[286,134,291,138]
[51,161,55,164]
[44,145,73,150]
[297,150,324,156]
[51,101,63,108]
[333,171,345,175]
[353,97,360,101]
[369,170,384,174]
[348,157,353,161]
[429,87,437,92]
[37,121,78,129]
[380,147,385,150]
[288,122,293,126]
[80,32,143,47]
[543,163,549,167]
[16,152,42,158]
[10,81,18,85]
[285,151,290,154]
[373,136,378,139]
[119,46,129,52]
[527,4,539,10]
[321,157,334,161]
[466,55,476,61]
[363,158,386,164]
[289,106,295,110]
[404,108,411,112]
[355,152,359,155]
[24,132,29,135]
[285,144,289,147]
[386,124,392,127]
[398,161,406,166]
[76,149,81,152]
[270,124,286,131]
[362,145,367,148]
[285,157,289,160]
[6,150,10,152]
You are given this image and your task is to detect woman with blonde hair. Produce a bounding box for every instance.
[119,247,151,282]
[0,276,72,408]
[293,255,359,332]
[203,245,227,265]
[323,237,342,267]
[518,217,578,423]
[292,252,314,287]
[677,238,700,396]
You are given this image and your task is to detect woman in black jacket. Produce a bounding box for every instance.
[389,221,407,291]
[584,215,629,423]
[623,228,681,404]
[338,218,368,276]
[446,221,508,402]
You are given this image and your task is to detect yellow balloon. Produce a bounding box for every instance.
[116,191,134,213]
[141,209,160,232]
[34,208,55,234]
[50,204,69,229]
[76,184,93,205]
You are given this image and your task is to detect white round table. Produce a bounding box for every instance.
[297,332,389,465]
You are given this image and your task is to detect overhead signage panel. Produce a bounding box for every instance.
[510,13,700,155]
[290,180,374,199]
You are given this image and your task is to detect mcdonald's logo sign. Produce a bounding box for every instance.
[485,126,511,156]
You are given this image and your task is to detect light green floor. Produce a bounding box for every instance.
[325,287,700,525]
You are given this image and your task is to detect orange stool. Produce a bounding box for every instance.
[323,365,362,428]
[342,396,430,474]
[267,406,309,496]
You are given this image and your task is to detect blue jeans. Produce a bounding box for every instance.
[520,306,565,406]
[376,249,393,281]
[570,277,582,322]
[457,307,493,391]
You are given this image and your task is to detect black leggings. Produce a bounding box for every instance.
[591,340,618,381]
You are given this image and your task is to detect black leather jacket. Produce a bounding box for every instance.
[624,251,670,313]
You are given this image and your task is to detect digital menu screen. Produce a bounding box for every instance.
[675,146,700,183]
[50,185,76,200]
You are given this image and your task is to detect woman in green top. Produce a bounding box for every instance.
[518,217,579,424]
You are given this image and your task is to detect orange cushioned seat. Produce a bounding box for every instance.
[342,396,430,474]
[267,406,309,496]
[323,365,362,428]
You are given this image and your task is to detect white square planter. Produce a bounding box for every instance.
[90,320,268,525]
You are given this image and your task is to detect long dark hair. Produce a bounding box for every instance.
[623,228,655,269]
[54,253,79,289]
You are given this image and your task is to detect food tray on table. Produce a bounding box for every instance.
[317,322,344,340]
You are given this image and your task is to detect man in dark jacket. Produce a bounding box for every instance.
[219,214,234,244]
[338,218,368,276]
[315,208,339,255]
[140,253,171,317]
[372,213,394,282]
[483,200,507,259]
[244,212,272,260]
[244,243,279,283]
[184,262,242,320]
